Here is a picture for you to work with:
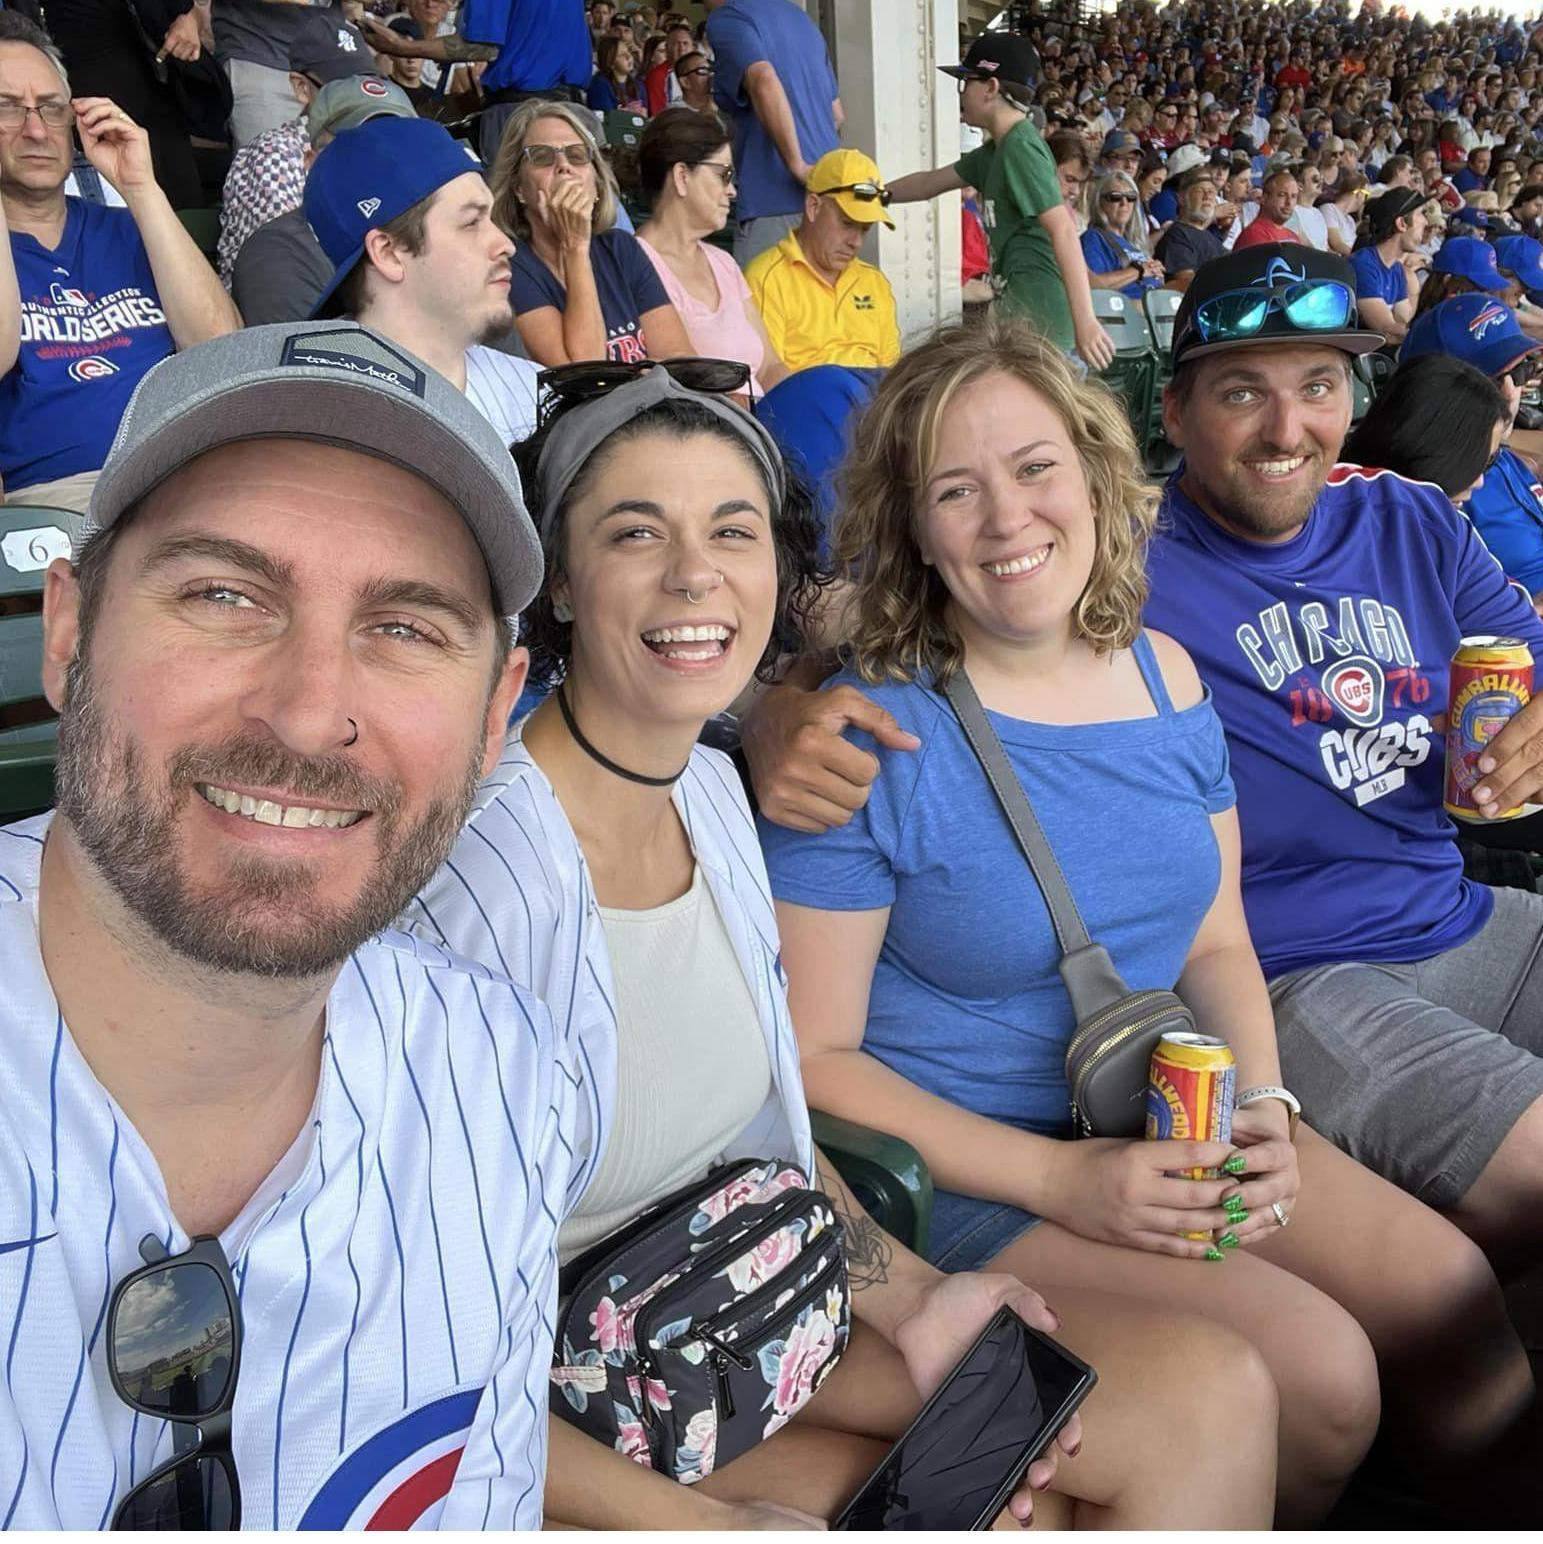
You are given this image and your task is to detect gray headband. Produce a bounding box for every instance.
[534,368,787,544]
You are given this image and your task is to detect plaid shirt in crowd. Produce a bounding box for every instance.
[218,118,310,287]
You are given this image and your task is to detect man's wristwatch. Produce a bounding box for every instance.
[1237,1085,1301,1140]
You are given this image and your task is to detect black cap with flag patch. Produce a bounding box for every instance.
[938,34,1041,93]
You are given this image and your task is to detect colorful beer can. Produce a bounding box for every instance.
[1444,636,1534,822]
[1146,1033,1236,1239]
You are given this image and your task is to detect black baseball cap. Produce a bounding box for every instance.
[938,33,1041,92]
[1171,244,1386,368]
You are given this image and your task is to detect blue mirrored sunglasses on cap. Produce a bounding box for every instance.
[1192,278,1355,343]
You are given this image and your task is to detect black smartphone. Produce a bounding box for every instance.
[832,1307,1096,1532]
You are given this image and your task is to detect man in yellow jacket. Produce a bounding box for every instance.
[745,148,901,373]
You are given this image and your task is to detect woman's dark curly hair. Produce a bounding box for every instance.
[512,396,828,690]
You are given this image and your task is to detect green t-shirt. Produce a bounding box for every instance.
[955,118,1073,349]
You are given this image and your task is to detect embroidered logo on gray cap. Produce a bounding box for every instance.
[279,331,426,397]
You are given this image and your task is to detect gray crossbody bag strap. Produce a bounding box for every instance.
[941,669,1132,1022]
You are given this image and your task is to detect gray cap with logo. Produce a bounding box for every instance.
[88,322,543,617]
[305,74,417,145]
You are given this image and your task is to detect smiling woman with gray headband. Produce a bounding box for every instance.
[408,362,1091,1526]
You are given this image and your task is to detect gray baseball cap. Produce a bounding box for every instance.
[305,74,416,146]
[89,322,542,617]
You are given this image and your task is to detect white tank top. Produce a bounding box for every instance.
[559,865,772,1260]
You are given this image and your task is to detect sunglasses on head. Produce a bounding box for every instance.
[1191,277,1356,345]
[821,180,891,206]
[108,1235,242,1530]
[537,357,754,423]
[520,140,595,169]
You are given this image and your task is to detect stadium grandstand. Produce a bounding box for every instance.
[4,0,1543,1532]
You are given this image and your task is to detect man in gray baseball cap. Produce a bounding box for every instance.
[225,74,418,321]
[3,320,580,1527]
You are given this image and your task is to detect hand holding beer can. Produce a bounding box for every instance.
[1145,1032,1236,1242]
[1444,636,1534,822]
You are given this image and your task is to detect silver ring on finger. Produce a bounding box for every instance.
[1271,1201,1291,1229]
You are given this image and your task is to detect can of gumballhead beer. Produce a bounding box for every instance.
[1444,637,1534,822]
[1146,1033,1236,1239]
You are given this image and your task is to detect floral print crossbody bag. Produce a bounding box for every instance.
[551,1158,851,1483]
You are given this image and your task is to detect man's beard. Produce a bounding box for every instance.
[52,650,485,979]
[1183,442,1331,541]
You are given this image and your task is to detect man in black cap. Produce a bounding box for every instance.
[887,34,1114,369]
[1147,243,1543,1270]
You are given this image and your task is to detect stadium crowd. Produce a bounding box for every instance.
[5,0,1543,1531]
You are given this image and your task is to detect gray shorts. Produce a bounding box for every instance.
[1269,885,1543,1209]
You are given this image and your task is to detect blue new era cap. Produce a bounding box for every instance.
[1401,293,1543,380]
[1432,236,1508,293]
[304,116,484,318]
[1494,234,1543,297]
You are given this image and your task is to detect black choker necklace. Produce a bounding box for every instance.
[556,685,688,788]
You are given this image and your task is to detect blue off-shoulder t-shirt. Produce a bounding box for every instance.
[759,634,1235,1138]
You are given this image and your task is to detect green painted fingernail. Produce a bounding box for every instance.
[1218,1231,1240,1249]
[1205,1246,1226,1261]
[1222,1153,1247,1175]
[1225,1204,1249,1223]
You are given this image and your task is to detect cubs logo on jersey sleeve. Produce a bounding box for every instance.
[298,1388,481,1530]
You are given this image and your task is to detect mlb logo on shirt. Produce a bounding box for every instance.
[49,283,89,308]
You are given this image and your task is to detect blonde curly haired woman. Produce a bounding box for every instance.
[754,318,1446,1526]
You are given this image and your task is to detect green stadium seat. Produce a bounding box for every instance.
[0,505,85,821]
[176,206,222,265]
[602,110,647,150]
[1091,289,1158,464]
[810,1110,933,1256]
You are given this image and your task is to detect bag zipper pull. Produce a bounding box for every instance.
[694,1326,754,1369]
[635,1351,658,1427]
[709,1349,736,1419]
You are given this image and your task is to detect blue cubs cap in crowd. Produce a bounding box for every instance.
[1401,293,1543,380]
[1450,205,1489,230]
[1433,236,1509,292]
[1494,234,1543,297]
[304,116,484,319]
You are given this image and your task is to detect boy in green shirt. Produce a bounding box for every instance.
[888,33,1114,369]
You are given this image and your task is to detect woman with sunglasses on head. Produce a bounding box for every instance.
[1080,172,1165,297]
[493,101,692,367]
[757,315,1526,1526]
[408,359,1276,1531]
[636,109,789,396]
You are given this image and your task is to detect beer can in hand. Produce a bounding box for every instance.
[1146,1032,1236,1240]
[1444,636,1534,822]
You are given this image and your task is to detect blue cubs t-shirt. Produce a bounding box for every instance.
[2,199,174,490]
[1080,226,1160,299]
[1145,466,1543,979]
[1350,244,1407,306]
[1463,445,1543,597]
[759,638,1235,1137]
[509,229,669,364]
[707,0,839,221]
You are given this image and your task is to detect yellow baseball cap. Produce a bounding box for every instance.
[807,149,894,228]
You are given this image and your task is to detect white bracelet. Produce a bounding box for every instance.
[1237,1085,1301,1139]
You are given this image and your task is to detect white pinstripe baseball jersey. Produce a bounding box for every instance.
[0,813,580,1530]
[462,347,540,449]
[402,731,816,1203]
